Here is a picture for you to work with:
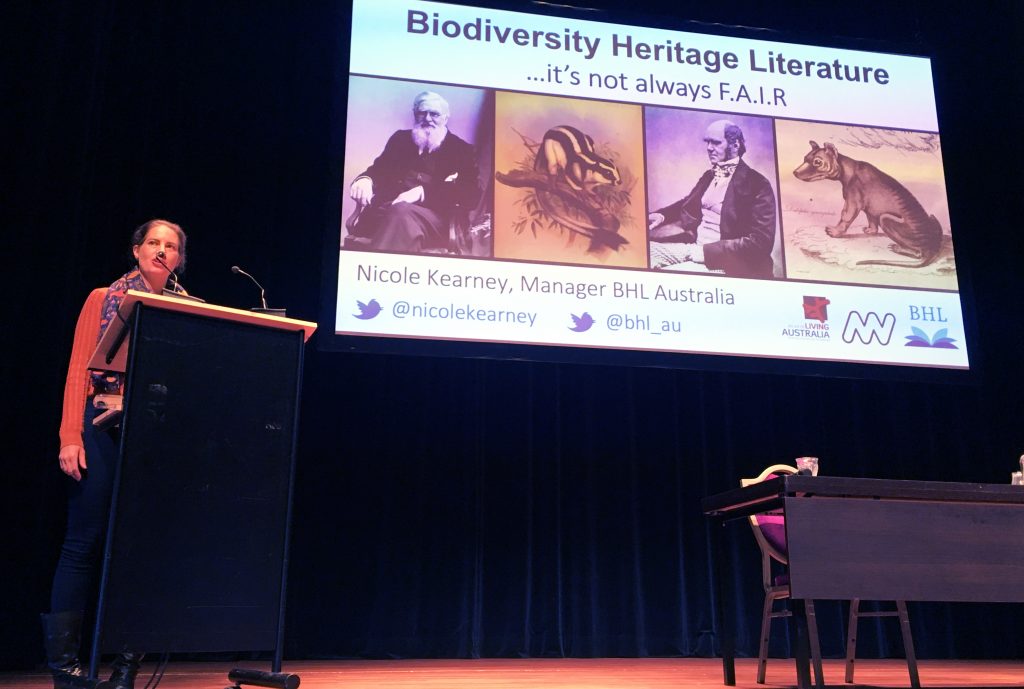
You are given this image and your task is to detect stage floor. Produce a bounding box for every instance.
[2,658,1022,689]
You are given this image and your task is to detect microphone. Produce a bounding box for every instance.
[231,265,266,309]
[155,250,182,293]
[231,266,282,315]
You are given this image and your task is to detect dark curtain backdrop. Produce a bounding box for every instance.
[5,0,1023,671]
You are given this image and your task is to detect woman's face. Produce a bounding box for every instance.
[133,223,181,279]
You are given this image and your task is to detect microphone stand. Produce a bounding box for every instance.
[155,252,205,302]
[232,266,285,316]
[155,252,182,294]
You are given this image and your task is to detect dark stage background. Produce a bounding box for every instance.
[5,0,1024,671]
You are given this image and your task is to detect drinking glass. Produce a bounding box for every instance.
[796,456,819,476]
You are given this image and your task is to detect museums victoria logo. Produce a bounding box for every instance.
[841,310,896,345]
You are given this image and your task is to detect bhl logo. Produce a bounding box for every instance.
[909,305,948,322]
[842,311,896,345]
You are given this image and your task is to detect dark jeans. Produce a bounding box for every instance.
[50,402,120,613]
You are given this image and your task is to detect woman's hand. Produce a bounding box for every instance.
[58,445,87,481]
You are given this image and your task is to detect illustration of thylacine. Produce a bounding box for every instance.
[792,141,942,267]
[534,125,621,191]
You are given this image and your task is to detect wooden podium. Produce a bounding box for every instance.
[86,291,316,673]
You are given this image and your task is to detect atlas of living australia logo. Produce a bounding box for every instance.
[780,296,831,341]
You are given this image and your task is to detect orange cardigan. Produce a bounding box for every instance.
[58,288,107,450]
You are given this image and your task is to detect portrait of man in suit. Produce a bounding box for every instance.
[345,89,482,254]
[647,115,780,278]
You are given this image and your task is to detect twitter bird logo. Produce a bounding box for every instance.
[569,312,594,332]
[354,299,381,320]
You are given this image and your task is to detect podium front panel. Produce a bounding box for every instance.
[99,305,303,653]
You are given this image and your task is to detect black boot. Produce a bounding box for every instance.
[40,611,85,689]
[40,611,114,689]
[109,652,144,689]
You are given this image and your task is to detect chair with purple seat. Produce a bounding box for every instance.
[742,464,920,688]
[741,464,825,686]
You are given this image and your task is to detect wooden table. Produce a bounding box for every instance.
[701,477,1024,688]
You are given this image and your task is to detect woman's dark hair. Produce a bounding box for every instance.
[131,219,187,273]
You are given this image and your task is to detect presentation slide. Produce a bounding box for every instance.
[332,0,968,371]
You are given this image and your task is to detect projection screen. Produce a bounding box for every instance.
[329,0,968,373]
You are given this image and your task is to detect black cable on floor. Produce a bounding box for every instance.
[141,652,170,689]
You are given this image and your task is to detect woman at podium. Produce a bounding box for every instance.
[42,219,187,689]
